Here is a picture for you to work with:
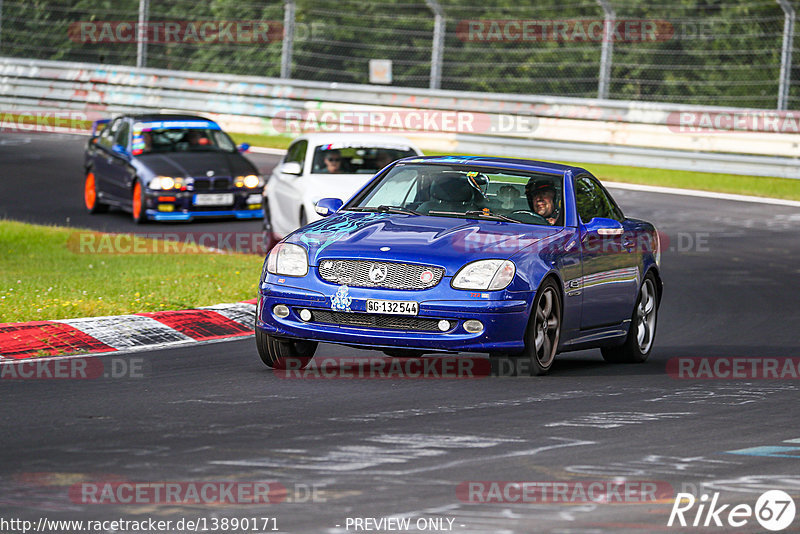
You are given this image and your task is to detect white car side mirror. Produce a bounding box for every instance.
[279,161,302,175]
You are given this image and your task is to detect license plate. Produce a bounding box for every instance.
[366,299,418,315]
[193,193,234,206]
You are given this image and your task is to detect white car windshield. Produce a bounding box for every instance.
[311,145,417,174]
[346,163,564,226]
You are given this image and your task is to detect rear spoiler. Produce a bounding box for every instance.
[91,119,110,136]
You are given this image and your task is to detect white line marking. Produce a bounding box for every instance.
[248,146,286,155]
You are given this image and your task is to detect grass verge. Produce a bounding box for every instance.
[0,220,264,323]
[228,131,800,201]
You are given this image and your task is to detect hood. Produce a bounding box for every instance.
[286,211,563,275]
[138,151,256,177]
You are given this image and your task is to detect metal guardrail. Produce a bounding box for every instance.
[1,57,798,179]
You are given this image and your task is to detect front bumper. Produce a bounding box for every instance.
[256,278,533,353]
[143,189,263,221]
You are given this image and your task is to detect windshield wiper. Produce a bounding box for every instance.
[427,210,519,223]
[345,205,420,215]
[376,205,419,215]
[464,210,520,223]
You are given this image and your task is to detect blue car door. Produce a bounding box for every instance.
[575,175,640,330]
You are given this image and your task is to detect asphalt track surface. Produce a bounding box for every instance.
[3,132,800,533]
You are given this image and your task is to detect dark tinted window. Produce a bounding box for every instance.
[285,140,308,164]
[114,121,130,148]
[575,176,621,223]
[98,119,117,149]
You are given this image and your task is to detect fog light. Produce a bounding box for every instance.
[273,304,290,318]
[157,204,174,212]
[299,309,312,322]
[463,320,484,334]
[437,320,451,332]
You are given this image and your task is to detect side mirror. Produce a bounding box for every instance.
[237,143,250,153]
[585,217,623,235]
[111,143,130,159]
[279,161,302,176]
[314,198,343,217]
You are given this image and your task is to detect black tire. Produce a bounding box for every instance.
[84,168,108,214]
[518,278,562,376]
[255,328,317,369]
[299,208,308,228]
[382,349,425,358]
[601,272,659,364]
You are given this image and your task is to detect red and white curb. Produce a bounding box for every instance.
[0,300,257,360]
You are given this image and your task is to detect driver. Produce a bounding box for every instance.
[525,180,558,225]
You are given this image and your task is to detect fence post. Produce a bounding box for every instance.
[425,0,445,90]
[281,0,295,79]
[596,0,615,100]
[136,0,149,68]
[777,0,795,110]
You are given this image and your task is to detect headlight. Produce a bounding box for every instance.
[149,176,186,190]
[266,243,308,277]
[451,259,515,291]
[235,175,263,188]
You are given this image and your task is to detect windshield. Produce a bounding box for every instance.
[346,164,564,226]
[132,120,236,155]
[311,144,418,174]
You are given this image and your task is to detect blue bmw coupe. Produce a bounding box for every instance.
[255,156,662,375]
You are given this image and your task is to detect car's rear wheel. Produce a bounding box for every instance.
[602,273,658,364]
[84,169,108,214]
[255,328,317,369]
[131,181,146,224]
[519,278,562,376]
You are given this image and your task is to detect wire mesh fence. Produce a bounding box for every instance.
[0,0,796,110]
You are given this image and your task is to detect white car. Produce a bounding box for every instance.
[263,133,422,246]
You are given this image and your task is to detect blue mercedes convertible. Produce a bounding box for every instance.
[255,156,662,375]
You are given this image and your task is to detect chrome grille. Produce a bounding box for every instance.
[318,259,444,290]
[307,309,447,332]
[193,177,232,192]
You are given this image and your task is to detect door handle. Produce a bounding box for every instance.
[623,238,636,252]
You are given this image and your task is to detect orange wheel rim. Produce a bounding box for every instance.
[132,182,142,219]
[84,172,96,209]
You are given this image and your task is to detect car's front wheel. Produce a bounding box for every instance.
[520,278,562,376]
[255,328,317,369]
[602,273,658,364]
[131,181,147,224]
[84,169,108,214]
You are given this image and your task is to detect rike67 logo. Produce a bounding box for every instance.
[668,490,796,531]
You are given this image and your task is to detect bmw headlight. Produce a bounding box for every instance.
[266,243,308,277]
[149,176,186,190]
[452,259,515,291]
[235,174,264,188]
